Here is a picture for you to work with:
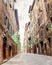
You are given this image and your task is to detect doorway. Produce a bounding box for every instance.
[9,45,12,57]
[3,36,7,59]
[40,41,44,54]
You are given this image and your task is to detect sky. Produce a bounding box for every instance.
[14,0,33,49]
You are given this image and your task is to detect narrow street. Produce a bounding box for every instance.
[0,0,52,65]
[2,53,52,65]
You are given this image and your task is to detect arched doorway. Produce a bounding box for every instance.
[3,36,7,59]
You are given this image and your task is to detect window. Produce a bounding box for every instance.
[29,6,32,13]
[38,18,41,26]
[47,4,50,11]
[7,20,10,30]
[10,25,12,34]
[10,4,12,8]
[4,13,7,25]
[46,3,50,12]
[15,9,19,29]
[4,0,8,6]
[28,22,30,26]
[7,20,13,34]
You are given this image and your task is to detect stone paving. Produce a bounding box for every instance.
[2,53,52,65]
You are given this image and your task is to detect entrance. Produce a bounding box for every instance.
[9,45,12,57]
[33,44,36,53]
[48,37,51,47]
[40,41,44,54]
[3,36,7,59]
[12,44,15,56]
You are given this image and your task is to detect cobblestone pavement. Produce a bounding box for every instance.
[2,53,52,65]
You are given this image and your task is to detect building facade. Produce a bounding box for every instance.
[0,0,18,64]
[24,22,31,52]
[24,0,52,56]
